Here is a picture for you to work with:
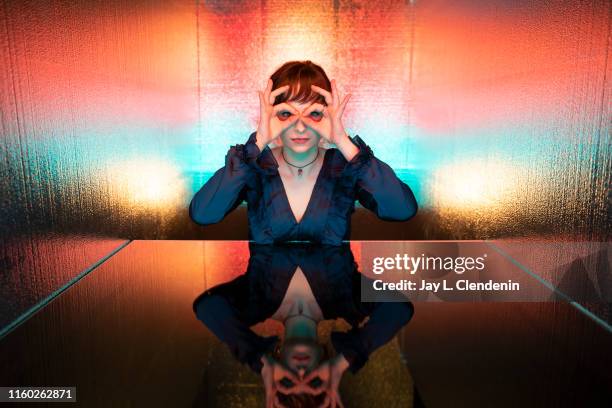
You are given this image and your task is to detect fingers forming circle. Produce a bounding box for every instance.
[265,79,273,95]
[269,85,290,105]
[339,94,351,116]
[319,393,331,408]
[331,79,339,106]
[311,85,333,106]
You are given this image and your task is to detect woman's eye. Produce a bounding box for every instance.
[280,378,295,388]
[308,111,323,122]
[276,111,293,121]
[307,377,323,388]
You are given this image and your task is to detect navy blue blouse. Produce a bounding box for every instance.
[189,132,417,245]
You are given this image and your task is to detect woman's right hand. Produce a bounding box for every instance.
[256,79,290,152]
[260,355,300,408]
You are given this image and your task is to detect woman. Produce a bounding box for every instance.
[193,243,414,407]
[189,61,418,245]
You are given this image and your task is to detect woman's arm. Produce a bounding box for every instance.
[189,133,261,226]
[309,81,417,220]
[344,135,418,221]
[331,300,414,373]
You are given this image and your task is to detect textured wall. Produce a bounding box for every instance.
[0,0,197,333]
[1,1,610,332]
[2,0,609,241]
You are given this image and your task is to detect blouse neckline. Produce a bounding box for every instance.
[276,148,332,226]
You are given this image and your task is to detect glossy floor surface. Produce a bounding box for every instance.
[1,241,610,407]
[0,241,414,407]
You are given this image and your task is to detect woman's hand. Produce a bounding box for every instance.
[311,80,358,162]
[301,354,350,408]
[256,79,290,152]
[261,355,300,408]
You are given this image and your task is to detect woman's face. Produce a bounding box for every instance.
[280,338,323,376]
[274,99,329,154]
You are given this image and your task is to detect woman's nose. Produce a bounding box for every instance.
[295,119,306,132]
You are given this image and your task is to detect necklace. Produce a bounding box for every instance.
[281,148,320,177]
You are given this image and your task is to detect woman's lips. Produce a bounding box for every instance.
[291,138,310,144]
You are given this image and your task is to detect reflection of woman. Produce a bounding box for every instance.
[189,61,418,245]
[193,244,413,407]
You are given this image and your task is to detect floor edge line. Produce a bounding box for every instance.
[0,239,132,340]
[484,240,612,334]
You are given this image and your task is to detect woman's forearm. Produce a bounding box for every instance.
[189,166,247,225]
[189,139,258,225]
[335,133,360,162]
[346,136,418,221]
[358,161,418,221]
[254,131,267,153]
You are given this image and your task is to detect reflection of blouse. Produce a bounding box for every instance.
[270,268,324,322]
[193,244,414,374]
[189,132,418,245]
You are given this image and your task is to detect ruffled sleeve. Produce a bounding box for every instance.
[341,135,375,176]
[188,132,263,226]
[343,135,418,221]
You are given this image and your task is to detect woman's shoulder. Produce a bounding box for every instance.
[324,145,351,165]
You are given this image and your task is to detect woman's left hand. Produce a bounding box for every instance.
[301,354,349,408]
[311,80,359,162]
[311,79,351,145]
[261,355,301,408]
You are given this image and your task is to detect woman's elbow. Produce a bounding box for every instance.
[191,213,223,226]
[381,199,418,221]
[189,201,223,226]
[402,199,418,221]
[396,187,419,221]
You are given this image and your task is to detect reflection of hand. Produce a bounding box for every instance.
[256,80,290,152]
[302,354,350,408]
[261,355,300,408]
[260,355,276,408]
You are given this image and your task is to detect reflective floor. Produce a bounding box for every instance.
[1,241,610,407]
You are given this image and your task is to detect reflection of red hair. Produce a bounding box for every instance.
[270,61,332,106]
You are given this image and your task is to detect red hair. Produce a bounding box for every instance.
[270,61,331,106]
